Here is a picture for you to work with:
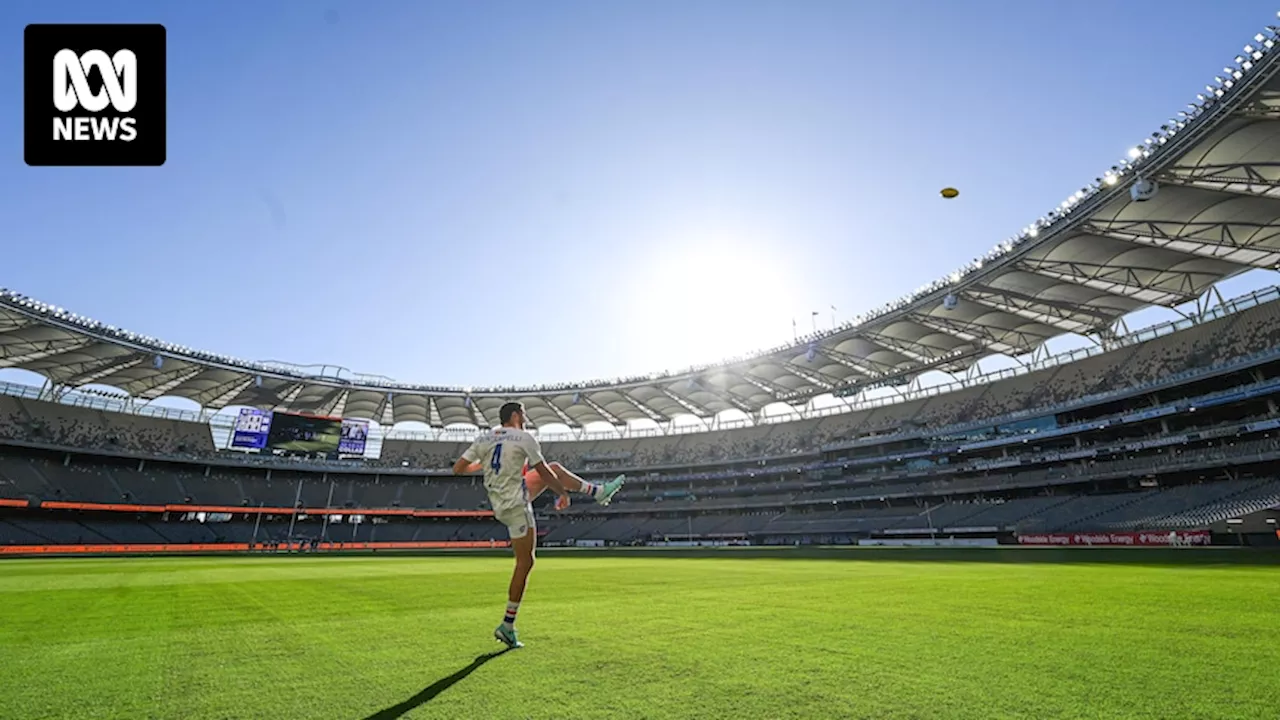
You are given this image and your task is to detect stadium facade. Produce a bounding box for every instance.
[4,20,1280,553]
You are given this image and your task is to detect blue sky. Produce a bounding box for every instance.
[3,0,1279,391]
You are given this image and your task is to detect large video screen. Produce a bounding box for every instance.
[266,413,342,454]
[230,408,272,449]
[339,419,370,455]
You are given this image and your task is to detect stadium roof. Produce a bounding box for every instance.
[6,23,1280,429]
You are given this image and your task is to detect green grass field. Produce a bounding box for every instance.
[1,549,1278,719]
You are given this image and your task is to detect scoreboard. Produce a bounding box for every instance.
[267,413,342,454]
[231,408,272,449]
[339,419,370,455]
[230,409,370,457]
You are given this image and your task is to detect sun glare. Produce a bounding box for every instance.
[622,237,799,372]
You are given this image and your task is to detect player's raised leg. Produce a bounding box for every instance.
[525,461,625,506]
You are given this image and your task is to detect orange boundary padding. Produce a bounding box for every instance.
[0,540,509,555]
[1,497,492,517]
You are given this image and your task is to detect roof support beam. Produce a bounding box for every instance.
[622,393,669,423]
[579,394,622,425]
[325,389,350,418]
[354,392,389,425]
[0,336,94,365]
[273,383,306,411]
[1016,257,1204,306]
[689,378,755,414]
[0,312,31,334]
[1081,220,1280,267]
[135,366,205,399]
[205,375,256,408]
[910,313,1030,356]
[778,362,840,390]
[963,287,1106,334]
[738,371,790,399]
[660,387,710,417]
[63,355,147,386]
[813,346,893,378]
[466,397,488,428]
[860,332,936,365]
[1160,160,1280,196]
[1234,104,1280,120]
[541,396,577,426]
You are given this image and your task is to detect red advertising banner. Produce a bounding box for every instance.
[1016,530,1211,546]
[0,540,509,555]
[0,542,248,554]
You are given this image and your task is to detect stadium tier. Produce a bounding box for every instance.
[3,286,1280,551]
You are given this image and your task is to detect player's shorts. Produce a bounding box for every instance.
[494,502,536,539]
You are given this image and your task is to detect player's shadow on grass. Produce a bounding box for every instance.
[363,648,513,719]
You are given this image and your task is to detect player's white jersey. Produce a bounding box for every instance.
[462,427,546,513]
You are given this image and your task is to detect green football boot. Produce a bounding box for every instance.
[494,624,523,649]
[596,475,625,506]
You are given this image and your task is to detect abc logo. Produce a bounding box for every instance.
[53,49,139,142]
[24,24,166,167]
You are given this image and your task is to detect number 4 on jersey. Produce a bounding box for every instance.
[490,444,503,472]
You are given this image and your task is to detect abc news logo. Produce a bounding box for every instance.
[54,49,139,142]
[24,24,166,166]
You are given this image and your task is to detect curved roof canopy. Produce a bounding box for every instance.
[5,24,1280,429]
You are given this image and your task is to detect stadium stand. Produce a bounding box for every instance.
[6,252,1280,552]
[3,287,1280,552]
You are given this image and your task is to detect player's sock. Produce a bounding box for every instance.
[502,601,520,629]
[578,482,599,498]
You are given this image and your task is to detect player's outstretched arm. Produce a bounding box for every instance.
[453,436,489,475]
[452,457,482,475]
